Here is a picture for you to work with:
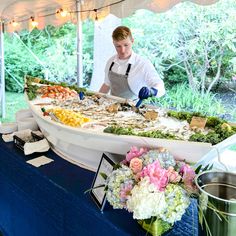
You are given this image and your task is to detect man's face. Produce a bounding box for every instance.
[113,37,133,59]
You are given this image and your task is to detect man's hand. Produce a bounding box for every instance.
[136,87,158,108]
[138,87,158,100]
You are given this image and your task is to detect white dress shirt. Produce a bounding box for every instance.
[104,52,165,97]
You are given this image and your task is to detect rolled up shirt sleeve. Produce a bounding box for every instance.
[128,56,165,98]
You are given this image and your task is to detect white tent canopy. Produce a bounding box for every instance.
[0,0,219,118]
[1,0,219,32]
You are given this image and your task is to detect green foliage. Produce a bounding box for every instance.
[3,0,236,123]
[163,63,188,88]
[165,107,235,144]
[206,116,224,128]
[195,163,213,174]
[104,125,179,140]
[4,21,94,92]
[167,110,195,123]
[26,85,39,100]
[148,84,225,117]
[103,113,235,145]
[103,126,135,135]
[4,33,43,92]
[123,0,236,93]
[0,92,28,123]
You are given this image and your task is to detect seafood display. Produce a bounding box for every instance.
[38,85,77,100]
[49,96,194,140]
[25,77,236,171]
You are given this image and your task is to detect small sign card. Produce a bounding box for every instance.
[190,116,207,129]
[90,153,115,212]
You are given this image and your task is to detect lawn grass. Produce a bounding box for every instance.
[0,92,28,123]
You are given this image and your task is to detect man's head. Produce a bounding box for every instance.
[112,26,134,60]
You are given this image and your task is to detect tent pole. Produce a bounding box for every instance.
[0,22,6,119]
[76,0,83,88]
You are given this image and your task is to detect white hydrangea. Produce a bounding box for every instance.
[106,165,134,209]
[160,184,190,224]
[126,177,166,219]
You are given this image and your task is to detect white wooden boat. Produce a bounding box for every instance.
[27,97,220,171]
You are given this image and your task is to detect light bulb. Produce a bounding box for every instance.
[30,17,38,28]
[12,20,19,27]
[60,10,68,17]
[57,8,68,18]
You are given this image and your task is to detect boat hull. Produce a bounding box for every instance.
[29,102,214,171]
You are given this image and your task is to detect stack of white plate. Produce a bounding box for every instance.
[0,109,39,134]
[0,122,18,134]
[17,117,39,131]
[15,109,33,121]
[16,109,38,131]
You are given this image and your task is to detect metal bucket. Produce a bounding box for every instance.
[195,171,236,236]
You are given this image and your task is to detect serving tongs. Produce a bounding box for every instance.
[48,112,62,124]
[131,104,145,117]
[41,107,62,124]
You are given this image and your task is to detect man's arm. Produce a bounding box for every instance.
[99,83,110,94]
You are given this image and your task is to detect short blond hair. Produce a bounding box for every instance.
[112,26,133,41]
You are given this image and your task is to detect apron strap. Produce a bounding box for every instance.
[125,63,132,77]
[109,62,115,71]
[109,62,132,77]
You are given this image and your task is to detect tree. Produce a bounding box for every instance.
[124,0,236,94]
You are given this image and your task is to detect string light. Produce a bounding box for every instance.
[11,20,19,27]
[5,0,125,28]
[30,17,38,28]
[94,9,98,21]
[56,8,69,18]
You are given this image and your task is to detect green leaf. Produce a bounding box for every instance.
[84,184,105,194]
[100,172,107,180]
[195,164,202,174]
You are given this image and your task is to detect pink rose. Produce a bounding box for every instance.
[167,166,181,183]
[130,158,143,174]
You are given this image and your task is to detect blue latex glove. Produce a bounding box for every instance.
[79,91,84,100]
[138,87,158,99]
[135,87,158,108]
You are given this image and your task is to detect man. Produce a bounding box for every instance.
[99,26,165,103]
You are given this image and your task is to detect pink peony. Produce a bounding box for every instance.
[130,157,143,174]
[125,146,148,162]
[141,160,168,191]
[167,166,181,183]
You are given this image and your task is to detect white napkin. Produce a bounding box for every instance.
[2,129,32,142]
[24,138,50,155]
[2,128,50,155]
[27,155,54,167]
[2,133,14,142]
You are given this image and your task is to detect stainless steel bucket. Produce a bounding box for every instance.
[195,171,236,236]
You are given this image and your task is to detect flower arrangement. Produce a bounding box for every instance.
[105,146,199,236]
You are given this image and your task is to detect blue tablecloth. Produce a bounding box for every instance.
[0,137,201,236]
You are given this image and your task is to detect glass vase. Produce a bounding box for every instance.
[138,217,172,236]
